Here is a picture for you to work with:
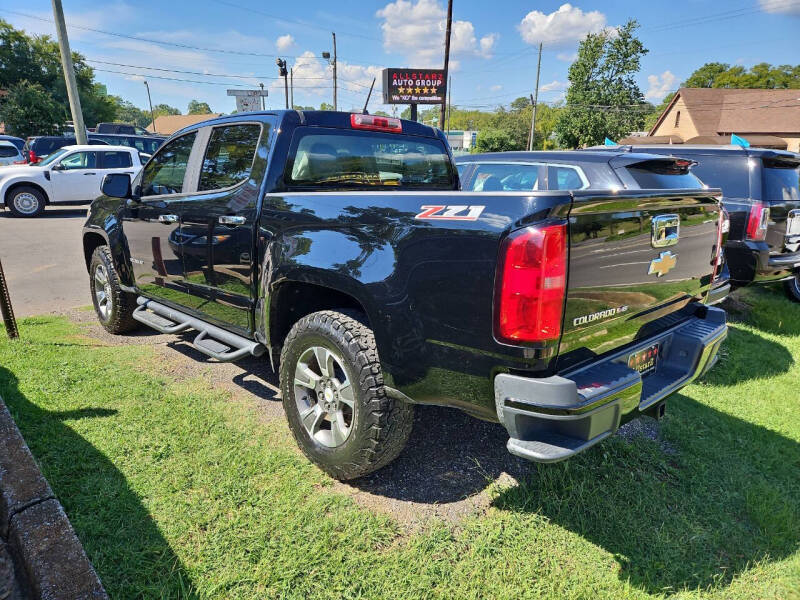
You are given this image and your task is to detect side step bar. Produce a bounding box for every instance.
[132,297,265,362]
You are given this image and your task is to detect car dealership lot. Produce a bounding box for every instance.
[0,205,89,317]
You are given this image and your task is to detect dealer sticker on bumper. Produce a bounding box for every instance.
[628,344,660,376]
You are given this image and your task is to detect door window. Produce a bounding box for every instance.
[140,132,197,197]
[547,165,589,190]
[100,151,133,169]
[467,163,542,191]
[0,146,18,158]
[198,124,262,191]
[59,151,97,170]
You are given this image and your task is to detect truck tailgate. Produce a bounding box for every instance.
[559,190,721,365]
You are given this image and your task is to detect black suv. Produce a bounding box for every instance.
[601,145,800,300]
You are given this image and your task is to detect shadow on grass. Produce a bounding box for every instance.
[492,395,800,593]
[701,326,794,386]
[0,366,199,598]
[726,285,800,337]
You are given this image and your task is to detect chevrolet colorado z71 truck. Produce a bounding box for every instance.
[82,111,729,480]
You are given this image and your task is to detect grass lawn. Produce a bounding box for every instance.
[1,286,799,599]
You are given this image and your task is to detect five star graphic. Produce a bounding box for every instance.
[414,87,422,94]
[422,87,429,94]
[430,87,437,94]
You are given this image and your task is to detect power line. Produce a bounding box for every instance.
[1,7,330,59]
[85,59,331,81]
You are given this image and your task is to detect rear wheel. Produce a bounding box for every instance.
[7,186,45,217]
[784,275,800,303]
[89,246,138,333]
[279,310,413,480]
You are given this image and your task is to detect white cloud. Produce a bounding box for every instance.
[376,0,498,65]
[556,51,577,62]
[518,3,606,47]
[276,34,295,51]
[759,0,800,14]
[645,70,676,101]
[540,80,567,92]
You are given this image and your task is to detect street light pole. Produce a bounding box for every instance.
[529,42,543,151]
[276,58,289,109]
[51,0,86,144]
[332,32,338,111]
[289,69,293,109]
[143,80,156,133]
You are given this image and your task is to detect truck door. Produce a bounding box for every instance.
[123,131,199,305]
[177,121,271,333]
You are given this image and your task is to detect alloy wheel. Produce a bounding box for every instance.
[293,345,355,448]
[93,263,113,320]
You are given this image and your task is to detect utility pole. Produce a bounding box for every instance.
[276,58,289,109]
[143,81,156,133]
[528,42,542,151]
[259,82,265,110]
[51,0,86,144]
[446,75,452,135]
[332,32,338,111]
[289,69,293,109]
[440,0,453,130]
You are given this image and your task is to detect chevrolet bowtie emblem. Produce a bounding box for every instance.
[648,251,677,277]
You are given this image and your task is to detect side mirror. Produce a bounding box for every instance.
[51,163,65,171]
[102,173,132,199]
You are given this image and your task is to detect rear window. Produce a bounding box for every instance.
[0,146,18,158]
[33,138,72,155]
[626,159,704,189]
[286,130,455,189]
[762,158,800,201]
[100,151,133,168]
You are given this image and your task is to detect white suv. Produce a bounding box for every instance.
[0,145,143,217]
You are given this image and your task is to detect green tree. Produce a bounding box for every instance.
[319,102,334,111]
[555,20,648,148]
[107,96,151,128]
[473,129,516,153]
[0,19,115,128]
[683,61,800,89]
[187,99,212,114]
[152,103,181,118]
[0,80,65,138]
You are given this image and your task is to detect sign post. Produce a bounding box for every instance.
[382,69,446,124]
[227,89,269,113]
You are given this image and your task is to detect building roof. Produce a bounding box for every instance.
[146,113,222,135]
[649,87,800,136]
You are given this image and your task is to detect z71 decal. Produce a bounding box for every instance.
[415,205,486,221]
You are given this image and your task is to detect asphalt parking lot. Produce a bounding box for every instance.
[0,205,89,318]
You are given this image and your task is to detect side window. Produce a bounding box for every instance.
[0,146,18,158]
[59,151,97,170]
[548,165,588,190]
[100,151,132,169]
[140,132,197,197]
[469,163,541,191]
[198,124,262,191]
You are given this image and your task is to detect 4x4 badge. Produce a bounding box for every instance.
[648,251,677,277]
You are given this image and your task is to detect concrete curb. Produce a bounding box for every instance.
[0,397,107,599]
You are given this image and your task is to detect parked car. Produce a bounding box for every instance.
[88,133,166,160]
[82,111,728,480]
[23,136,108,164]
[1,145,143,217]
[23,133,165,164]
[95,122,153,136]
[0,141,24,166]
[0,135,25,152]
[595,145,800,301]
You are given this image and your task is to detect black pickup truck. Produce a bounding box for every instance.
[82,111,729,480]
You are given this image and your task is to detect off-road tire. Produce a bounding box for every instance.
[280,310,414,480]
[7,186,45,217]
[89,246,138,334]
[784,275,800,303]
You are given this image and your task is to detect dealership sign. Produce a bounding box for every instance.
[382,69,446,105]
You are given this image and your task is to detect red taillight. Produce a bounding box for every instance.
[350,113,402,133]
[495,223,567,344]
[746,202,769,241]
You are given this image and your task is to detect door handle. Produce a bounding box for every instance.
[218,215,246,225]
[83,172,96,175]
[158,214,178,224]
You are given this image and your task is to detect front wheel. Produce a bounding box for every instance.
[89,246,138,333]
[7,186,45,217]
[784,275,800,303]
[279,310,413,480]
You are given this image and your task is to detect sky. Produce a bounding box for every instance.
[2,0,799,117]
